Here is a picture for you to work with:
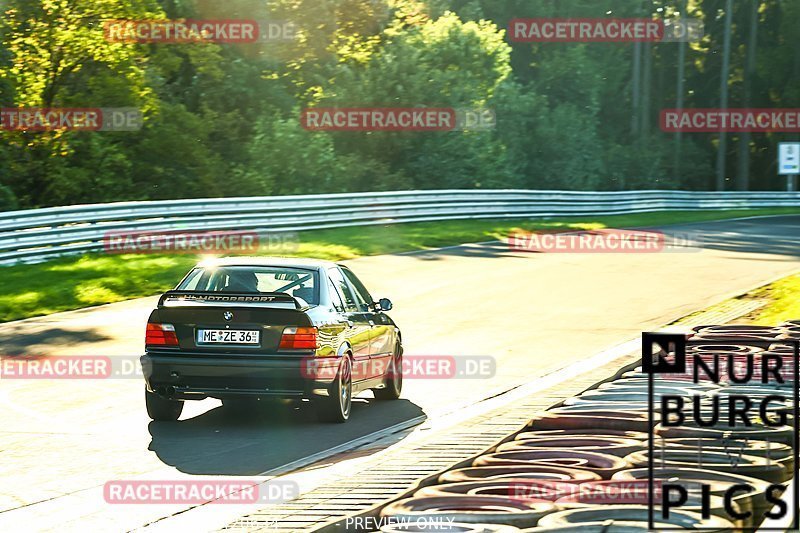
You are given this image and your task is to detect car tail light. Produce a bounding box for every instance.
[146,323,179,347]
[279,326,317,350]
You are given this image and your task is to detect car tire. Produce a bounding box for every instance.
[317,355,352,423]
[373,344,402,400]
[145,387,184,421]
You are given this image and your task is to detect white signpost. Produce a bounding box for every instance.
[778,142,800,191]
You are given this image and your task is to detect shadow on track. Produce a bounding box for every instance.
[147,397,425,475]
[0,327,112,356]
[665,215,800,259]
[405,215,800,262]
[409,241,523,261]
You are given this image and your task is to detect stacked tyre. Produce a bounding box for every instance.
[374,321,797,532]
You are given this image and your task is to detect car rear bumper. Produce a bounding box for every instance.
[141,352,340,400]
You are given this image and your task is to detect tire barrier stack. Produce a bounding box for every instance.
[371,322,799,532]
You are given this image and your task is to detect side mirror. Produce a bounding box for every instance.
[378,297,393,311]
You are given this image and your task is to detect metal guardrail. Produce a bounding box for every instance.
[1,189,799,265]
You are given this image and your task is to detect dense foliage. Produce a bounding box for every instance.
[0,0,797,208]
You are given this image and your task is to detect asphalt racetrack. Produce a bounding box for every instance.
[2,215,800,530]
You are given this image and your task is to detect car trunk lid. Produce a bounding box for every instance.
[152,291,314,354]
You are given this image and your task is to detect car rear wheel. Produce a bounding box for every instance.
[317,355,352,423]
[145,387,184,421]
[373,345,402,400]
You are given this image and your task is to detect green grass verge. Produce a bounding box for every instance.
[2,207,799,323]
[744,273,800,326]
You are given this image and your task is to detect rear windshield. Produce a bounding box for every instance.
[178,266,319,305]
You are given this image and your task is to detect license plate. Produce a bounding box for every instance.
[196,329,260,345]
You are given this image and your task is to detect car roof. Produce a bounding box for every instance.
[194,256,340,270]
